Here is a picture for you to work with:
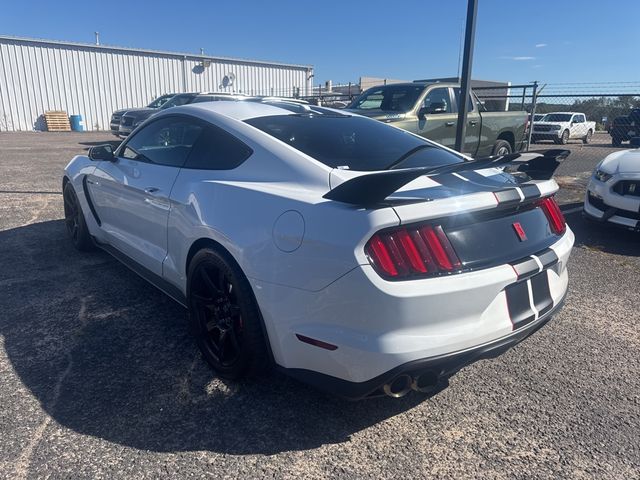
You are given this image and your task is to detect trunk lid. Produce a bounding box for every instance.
[330,165,561,269]
[386,170,561,269]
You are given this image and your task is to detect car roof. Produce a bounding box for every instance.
[183,100,347,121]
[363,82,434,89]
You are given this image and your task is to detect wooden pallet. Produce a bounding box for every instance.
[44,111,71,132]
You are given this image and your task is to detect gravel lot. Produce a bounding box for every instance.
[1,132,638,479]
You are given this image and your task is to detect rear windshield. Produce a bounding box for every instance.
[543,113,572,122]
[245,114,464,171]
[347,85,424,113]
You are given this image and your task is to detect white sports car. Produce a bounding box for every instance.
[584,138,640,230]
[63,101,574,399]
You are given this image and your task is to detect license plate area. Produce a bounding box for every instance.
[444,206,558,270]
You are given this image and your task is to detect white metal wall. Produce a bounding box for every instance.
[0,37,313,132]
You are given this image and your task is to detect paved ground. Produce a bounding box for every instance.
[0,132,638,479]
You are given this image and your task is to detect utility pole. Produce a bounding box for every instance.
[454,0,478,153]
[526,81,539,152]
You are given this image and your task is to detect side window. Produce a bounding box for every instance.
[121,117,203,167]
[183,125,253,170]
[356,90,384,110]
[453,88,475,113]
[575,114,585,123]
[423,88,452,113]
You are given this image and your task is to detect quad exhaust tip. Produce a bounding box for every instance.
[411,371,440,393]
[383,374,413,398]
[383,371,441,398]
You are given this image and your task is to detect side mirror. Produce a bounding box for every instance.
[418,102,447,118]
[427,102,447,114]
[88,144,115,161]
[630,137,640,148]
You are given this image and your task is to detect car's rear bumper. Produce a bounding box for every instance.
[282,293,565,400]
[610,128,638,140]
[253,228,573,391]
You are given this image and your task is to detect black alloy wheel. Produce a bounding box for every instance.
[63,182,94,251]
[64,185,80,241]
[192,263,244,367]
[188,248,269,379]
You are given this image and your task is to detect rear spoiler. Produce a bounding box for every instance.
[323,149,569,206]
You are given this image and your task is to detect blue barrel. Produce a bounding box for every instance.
[70,115,84,131]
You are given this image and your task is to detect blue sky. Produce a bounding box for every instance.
[1,0,639,87]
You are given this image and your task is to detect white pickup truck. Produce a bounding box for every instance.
[532,112,596,144]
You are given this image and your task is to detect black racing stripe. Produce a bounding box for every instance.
[511,257,540,280]
[505,280,535,329]
[434,174,474,192]
[494,188,521,205]
[519,184,542,200]
[459,170,510,187]
[531,271,554,316]
[536,248,559,269]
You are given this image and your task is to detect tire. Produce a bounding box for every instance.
[560,129,570,145]
[63,182,95,251]
[583,130,593,144]
[612,136,622,147]
[187,247,269,380]
[492,139,512,156]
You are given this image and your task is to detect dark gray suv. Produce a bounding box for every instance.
[117,92,249,137]
[110,94,175,136]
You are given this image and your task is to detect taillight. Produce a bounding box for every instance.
[539,196,566,235]
[365,223,461,279]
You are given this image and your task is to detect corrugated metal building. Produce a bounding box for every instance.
[0,35,314,132]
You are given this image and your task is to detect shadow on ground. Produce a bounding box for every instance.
[565,207,639,257]
[0,220,425,455]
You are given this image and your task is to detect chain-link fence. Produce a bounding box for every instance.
[285,81,640,153]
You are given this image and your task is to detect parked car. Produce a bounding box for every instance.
[346,82,528,157]
[117,92,249,137]
[609,108,640,147]
[63,101,573,399]
[110,94,175,136]
[531,112,595,145]
[583,137,640,229]
[533,113,545,122]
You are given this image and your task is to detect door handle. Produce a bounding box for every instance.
[469,120,478,126]
[86,178,98,186]
[144,187,160,194]
[445,121,455,127]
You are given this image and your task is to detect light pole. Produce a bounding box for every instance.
[454,0,478,154]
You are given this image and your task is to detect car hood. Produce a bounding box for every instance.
[599,149,640,174]
[113,107,156,116]
[534,121,564,126]
[122,108,155,120]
